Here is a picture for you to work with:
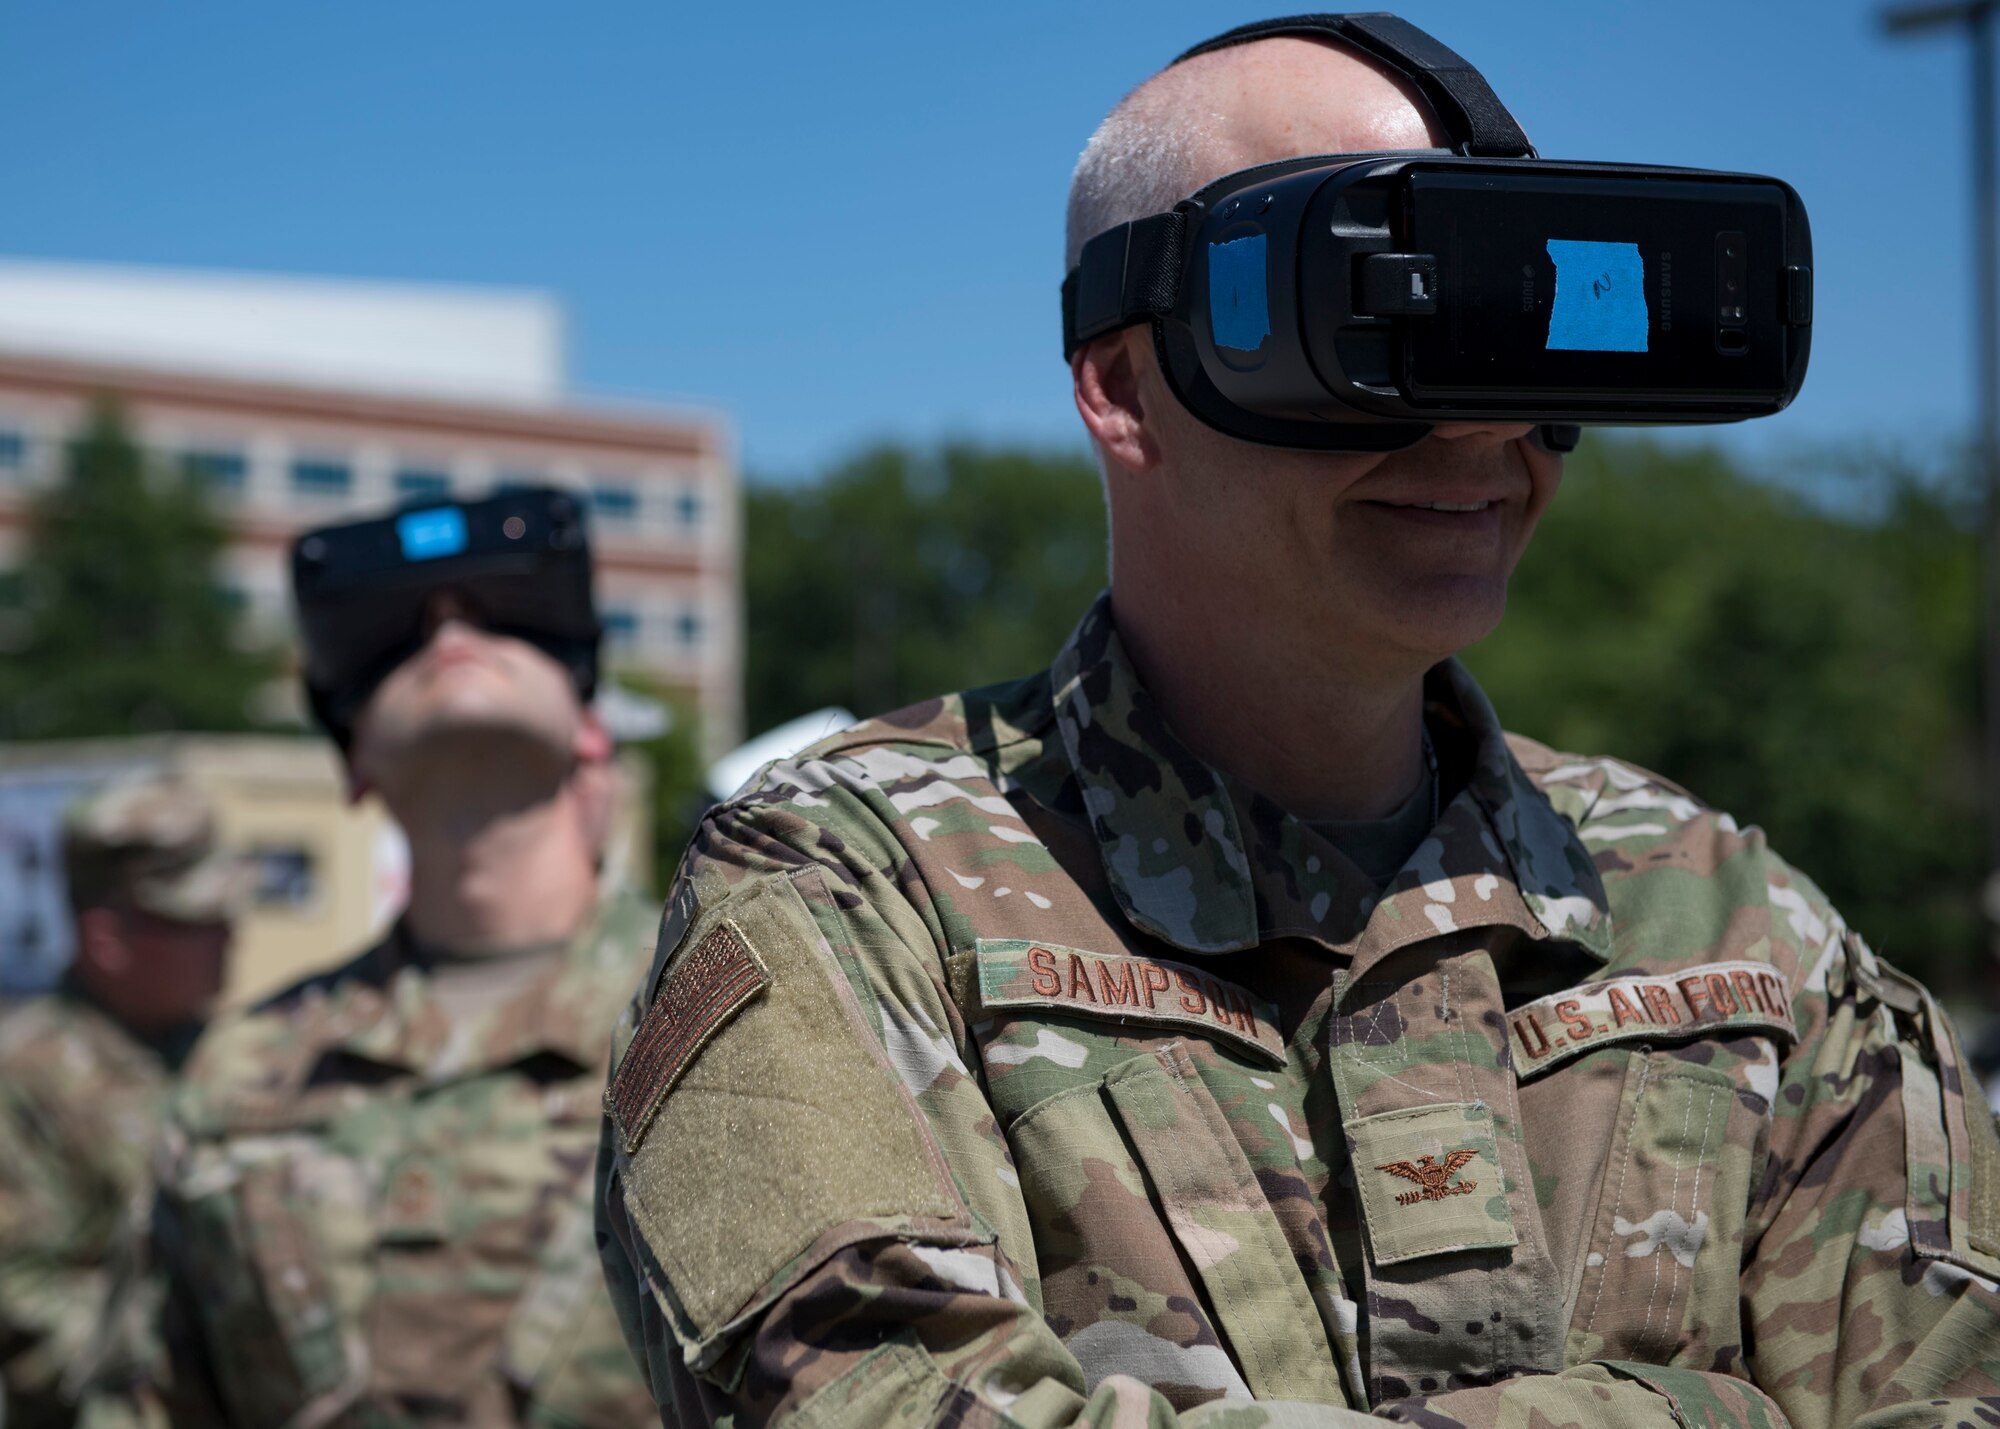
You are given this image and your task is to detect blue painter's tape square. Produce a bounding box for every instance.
[1545,239,1648,353]
[397,507,468,561]
[1208,234,1271,352]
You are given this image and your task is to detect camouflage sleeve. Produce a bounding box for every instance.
[1740,885,2000,1429]
[0,1057,141,1423]
[595,807,1787,1428]
[129,1141,236,1428]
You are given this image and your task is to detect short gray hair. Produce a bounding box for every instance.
[1064,82,1225,271]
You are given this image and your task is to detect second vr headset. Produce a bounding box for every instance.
[291,486,600,746]
[1062,13,1815,453]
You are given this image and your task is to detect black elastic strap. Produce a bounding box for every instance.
[1174,13,1533,159]
[1063,210,1187,360]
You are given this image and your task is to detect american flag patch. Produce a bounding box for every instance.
[608,919,769,1153]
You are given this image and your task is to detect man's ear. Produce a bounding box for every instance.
[74,906,131,978]
[1073,328,1161,475]
[575,706,613,766]
[340,751,372,806]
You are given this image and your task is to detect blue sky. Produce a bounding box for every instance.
[0,0,1981,479]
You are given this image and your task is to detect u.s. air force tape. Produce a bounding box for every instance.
[1506,960,1794,1080]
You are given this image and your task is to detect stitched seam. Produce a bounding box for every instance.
[1370,1068,1448,1104]
[1640,1075,1698,1344]
[1585,1054,1652,1336]
[1673,1085,1724,1348]
[1357,987,1399,1066]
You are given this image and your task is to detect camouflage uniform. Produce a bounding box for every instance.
[147,886,661,1428]
[597,595,2000,1428]
[0,774,243,1429]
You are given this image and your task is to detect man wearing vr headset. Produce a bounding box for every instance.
[132,489,657,1426]
[597,16,1997,1429]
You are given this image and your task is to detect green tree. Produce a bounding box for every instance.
[745,435,1988,997]
[743,442,1107,732]
[0,400,274,739]
[612,672,709,893]
[1466,436,1984,996]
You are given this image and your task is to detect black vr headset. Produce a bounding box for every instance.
[1062,13,1814,453]
[291,486,601,747]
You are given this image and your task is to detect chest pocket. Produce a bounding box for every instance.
[1564,1046,1776,1372]
[170,1134,365,1426]
[1004,1041,1350,1412]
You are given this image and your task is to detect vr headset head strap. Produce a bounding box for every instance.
[1061,12,1534,361]
[1173,14,1534,160]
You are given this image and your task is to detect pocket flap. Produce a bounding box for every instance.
[1102,1045,1348,1406]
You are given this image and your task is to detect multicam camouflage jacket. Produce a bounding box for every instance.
[597,595,2000,1429]
[144,887,660,1429]
[0,987,173,1429]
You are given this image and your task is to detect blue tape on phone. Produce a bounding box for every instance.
[1208,234,1271,352]
[1545,239,1648,353]
[397,507,469,561]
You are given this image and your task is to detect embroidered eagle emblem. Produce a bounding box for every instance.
[1376,1149,1480,1206]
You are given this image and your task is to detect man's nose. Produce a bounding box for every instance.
[419,589,478,641]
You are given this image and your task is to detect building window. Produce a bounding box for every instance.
[674,488,703,530]
[290,459,352,497]
[675,607,703,648]
[185,449,248,493]
[602,607,641,649]
[0,428,26,473]
[213,582,249,615]
[591,483,638,522]
[495,471,546,494]
[396,468,452,501]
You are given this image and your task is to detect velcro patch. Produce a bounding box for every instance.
[607,919,769,1152]
[975,938,1286,1067]
[1507,960,1794,1081]
[1347,1100,1517,1265]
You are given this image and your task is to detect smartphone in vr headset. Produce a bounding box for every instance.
[291,486,600,740]
[1063,14,1815,453]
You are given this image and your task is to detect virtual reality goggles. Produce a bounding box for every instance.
[1062,13,1814,453]
[291,486,600,746]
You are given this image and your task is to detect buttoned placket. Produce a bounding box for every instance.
[1324,919,1564,1399]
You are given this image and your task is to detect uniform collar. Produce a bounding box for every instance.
[323,885,654,1082]
[1049,594,1612,970]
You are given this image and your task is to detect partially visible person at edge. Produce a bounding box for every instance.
[119,500,658,1426]
[0,773,242,1429]
[595,25,2000,1429]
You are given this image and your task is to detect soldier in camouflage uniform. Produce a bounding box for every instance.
[596,21,2000,1429]
[0,773,243,1429]
[135,497,658,1427]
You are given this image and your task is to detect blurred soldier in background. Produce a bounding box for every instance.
[0,773,241,1429]
[132,489,656,1426]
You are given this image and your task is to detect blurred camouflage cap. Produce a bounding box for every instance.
[61,772,252,923]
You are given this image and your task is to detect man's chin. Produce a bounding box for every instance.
[1339,576,1509,663]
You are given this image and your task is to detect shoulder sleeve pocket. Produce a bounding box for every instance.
[608,869,981,1370]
